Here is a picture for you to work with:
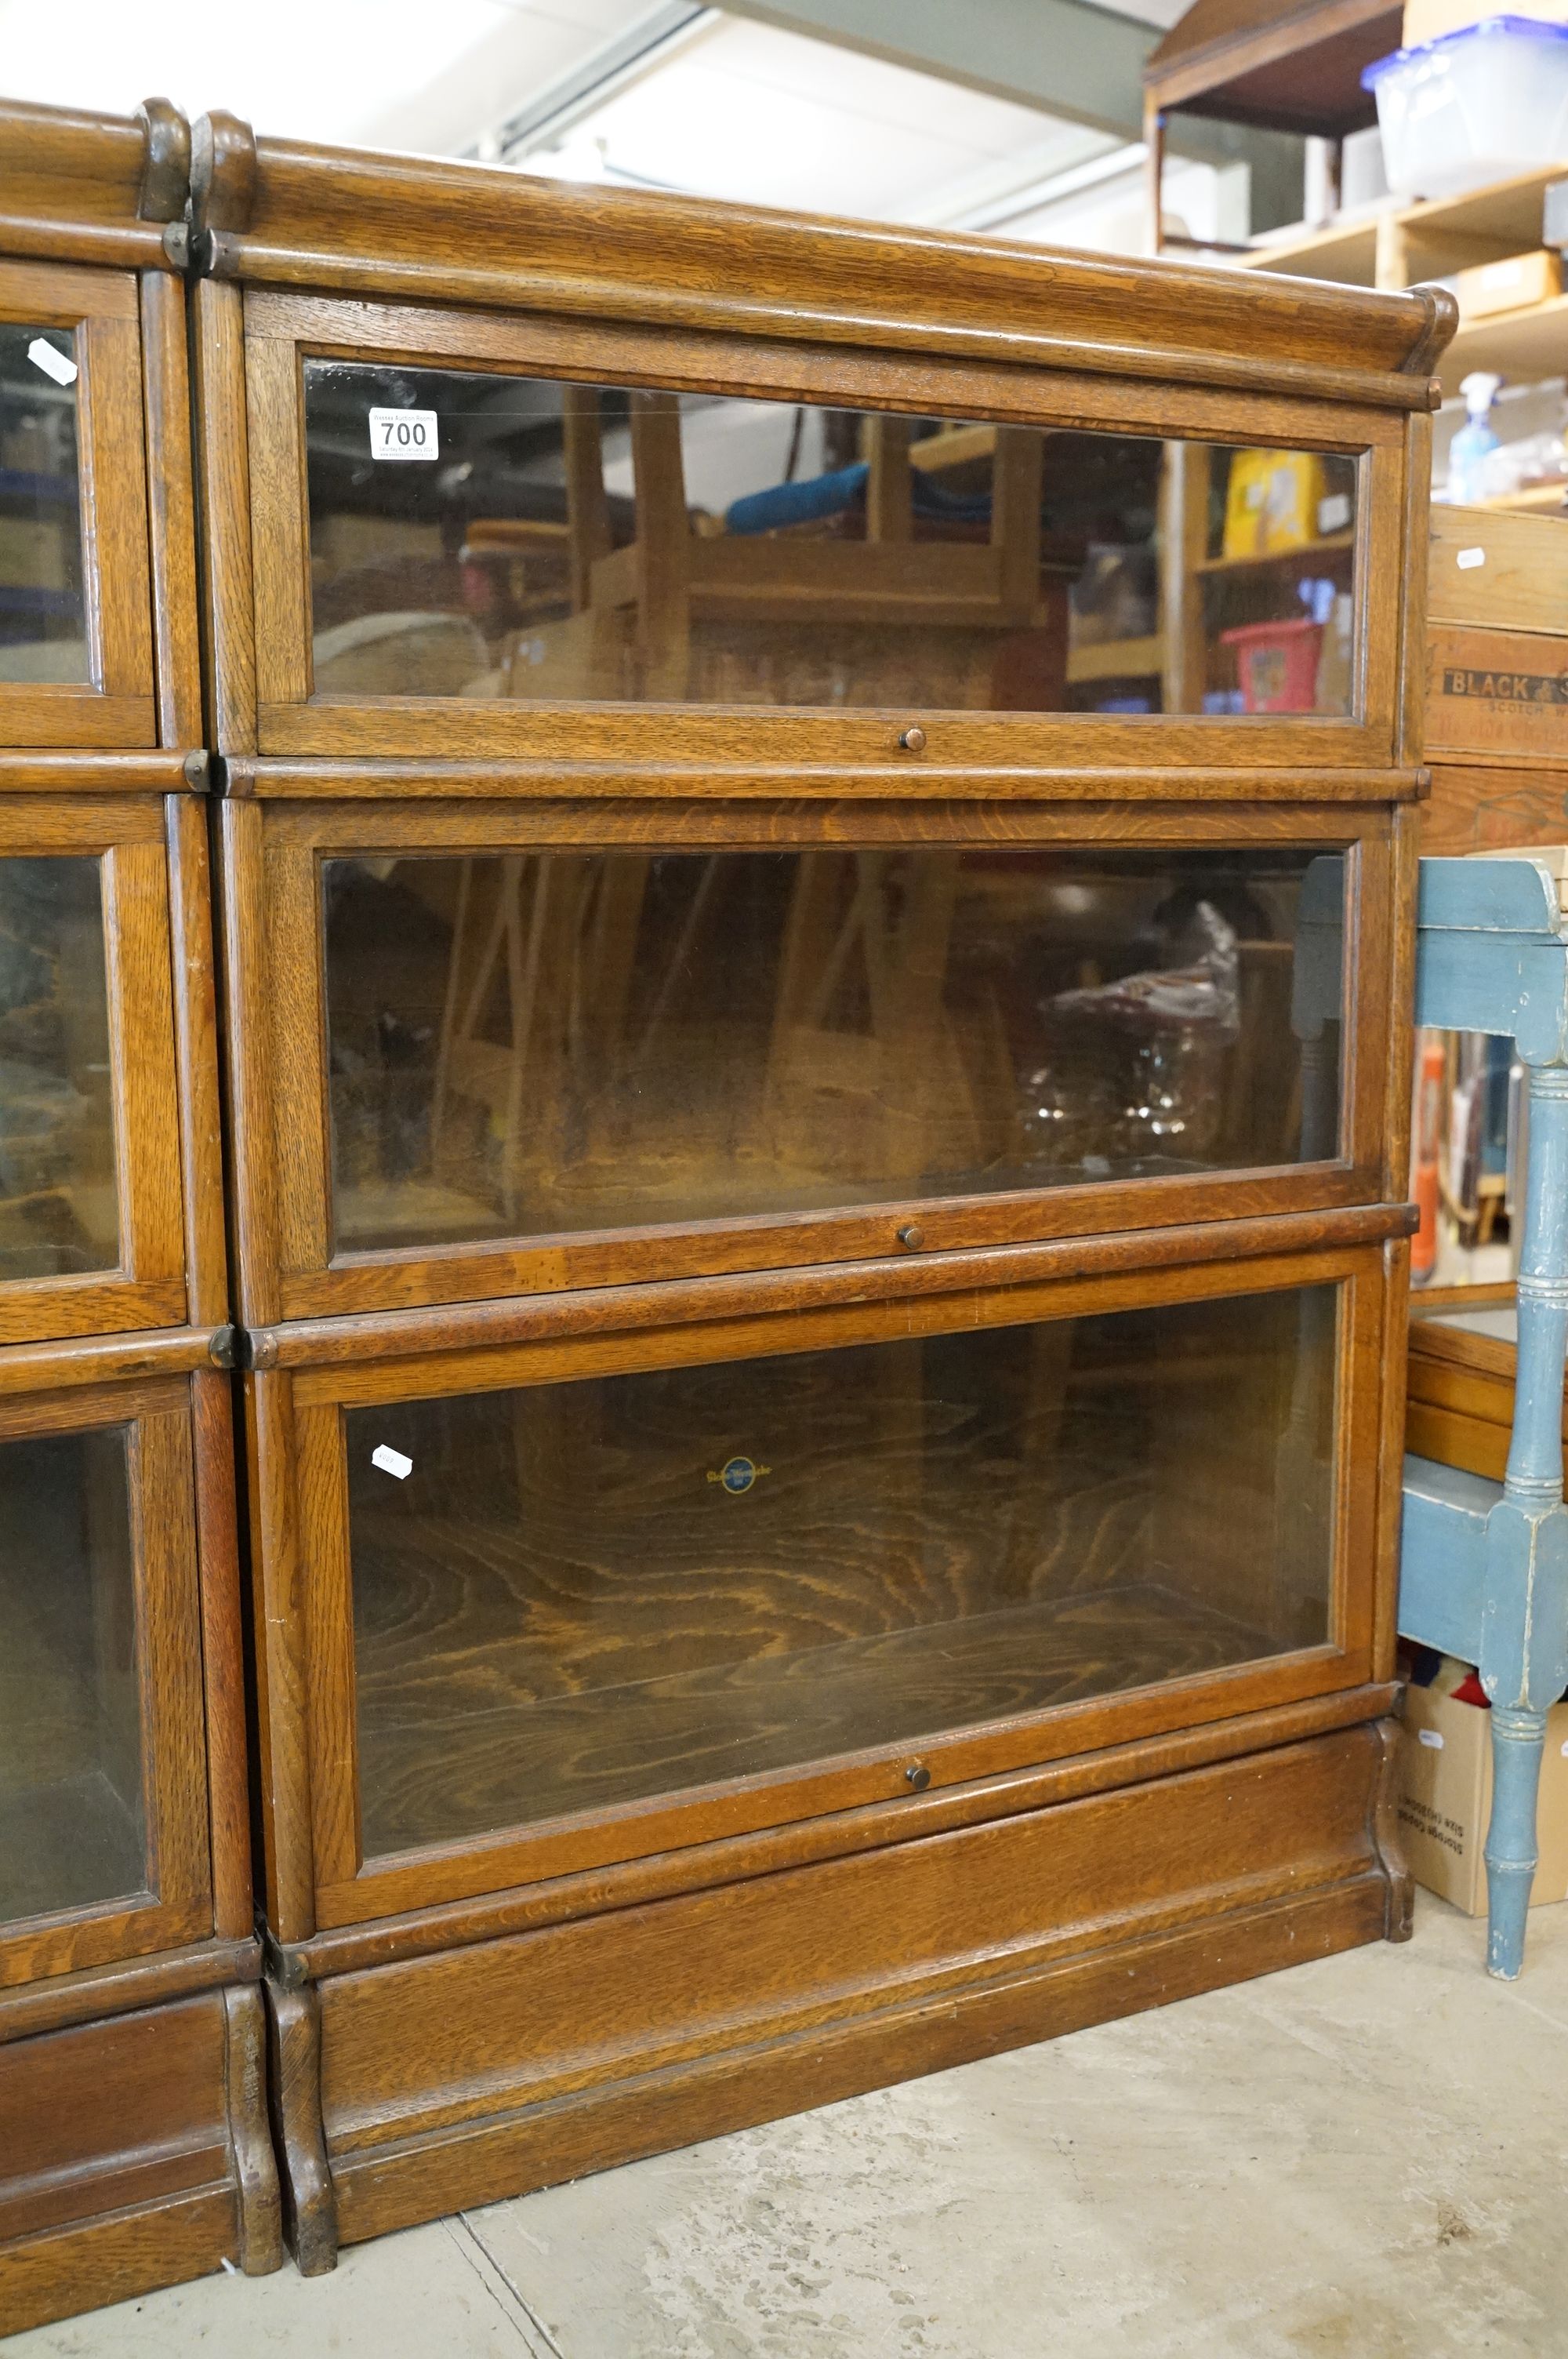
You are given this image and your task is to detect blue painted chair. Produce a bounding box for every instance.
[1401,852,1568,1979]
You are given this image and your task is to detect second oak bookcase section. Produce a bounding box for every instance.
[253,814,1371,1322]
[293,1241,1381,1925]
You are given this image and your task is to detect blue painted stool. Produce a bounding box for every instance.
[1401,852,1568,1979]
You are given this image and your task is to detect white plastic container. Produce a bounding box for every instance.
[1363,16,1568,198]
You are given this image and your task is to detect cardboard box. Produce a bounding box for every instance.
[1430,505,1568,638]
[1454,249,1563,322]
[1403,0,1568,48]
[1426,626,1568,761]
[1397,1675,1568,1914]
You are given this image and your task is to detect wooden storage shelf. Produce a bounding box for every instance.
[1065,633,1164,682]
[1469,485,1568,514]
[1243,216,1385,286]
[1235,162,1568,405]
[1436,297,1568,402]
[1192,532,1356,576]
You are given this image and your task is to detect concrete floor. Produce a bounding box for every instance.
[10,1890,1568,2358]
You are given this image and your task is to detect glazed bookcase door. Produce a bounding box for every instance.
[0,1374,212,1986]
[0,800,186,1343]
[239,801,1394,1324]
[239,289,1407,771]
[0,261,155,747]
[288,1238,1386,1925]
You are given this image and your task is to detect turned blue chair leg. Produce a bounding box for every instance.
[1484,1705,1548,1978]
[1479,1060,1568,1979]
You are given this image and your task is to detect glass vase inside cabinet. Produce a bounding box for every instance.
[0,1376,212,1987]
[0,805,186,1343]
[251,817,1377,1324]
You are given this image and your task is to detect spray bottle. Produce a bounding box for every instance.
[1447,373,1503,504]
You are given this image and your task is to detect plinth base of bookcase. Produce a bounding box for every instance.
[269,1710,1408,2268]
[0,1958,281,2335]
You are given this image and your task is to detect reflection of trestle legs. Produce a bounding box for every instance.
[430,855,650,1218]
[764,852,1004,1181]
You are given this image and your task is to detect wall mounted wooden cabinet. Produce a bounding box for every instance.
[187,114,1449,2273]
[0,100,276,2339]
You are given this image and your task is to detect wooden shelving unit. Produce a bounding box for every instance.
[1437,296,1568,401]
[1247,216,1383,288]
[1192,531,1356,576]
[1240,166,1568,405]
[1065,632,1163,685]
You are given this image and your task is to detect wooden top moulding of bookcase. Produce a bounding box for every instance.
[1146,1,1568,403]
[1243,168,1568,402]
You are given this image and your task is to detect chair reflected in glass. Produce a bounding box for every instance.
[321,848,1341,1260]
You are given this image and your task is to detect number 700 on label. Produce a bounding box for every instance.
[368,406,439,461]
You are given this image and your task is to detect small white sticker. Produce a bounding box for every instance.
[368,406,438,462]
[1456,546,1486,570]
[1561,1739,1568,1757]
[1418,1727,1444,1749]
[27,336,76,387]
[371,1444,413,1479]
[1317,491,1352,535]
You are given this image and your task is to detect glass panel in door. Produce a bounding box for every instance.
[303,358,1359,717]
[0,325,87,685]
[0,854,118,1280]
[324,845,1345,1254]
[0,1425,146,1923]
[346,1281,1336,1857]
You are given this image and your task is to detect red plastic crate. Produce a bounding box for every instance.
[1221,615,1323,714]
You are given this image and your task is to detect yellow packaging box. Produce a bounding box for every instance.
[1221,449,1328,558]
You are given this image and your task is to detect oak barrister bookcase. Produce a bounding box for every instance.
[0,100,280,2333]
[0,89,1455,2307]
[184,117,1454,2270]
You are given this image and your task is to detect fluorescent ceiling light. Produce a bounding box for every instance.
[513,13,1113,223]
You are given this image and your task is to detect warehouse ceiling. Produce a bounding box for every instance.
[0,0,1186,216]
